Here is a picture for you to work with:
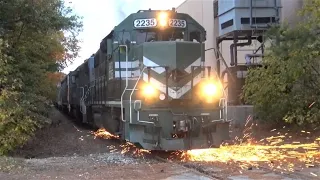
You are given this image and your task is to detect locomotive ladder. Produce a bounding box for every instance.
[80,85,94,114]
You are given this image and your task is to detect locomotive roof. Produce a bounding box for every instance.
[74,9,206,73]
[105,9,205,34]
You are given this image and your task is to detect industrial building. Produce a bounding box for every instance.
[176,0,304,79]
[176,0,304,104]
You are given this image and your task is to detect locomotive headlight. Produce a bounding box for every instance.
[142,84,156,96]
[197,81,222,103]
[158,12,168,27]
[159,93,166,100]
[159,19,167,27]
[202,83,218,97]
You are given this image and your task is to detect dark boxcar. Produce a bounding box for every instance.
[67,70,79,118]
[60,75,69,113]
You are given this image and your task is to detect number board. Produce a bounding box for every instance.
[134,18,157,28]
[169,19,186,28]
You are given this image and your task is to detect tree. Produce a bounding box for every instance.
[243,0,320,127]
[0,0,82,155]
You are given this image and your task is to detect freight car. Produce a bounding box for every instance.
[56,8,230,151]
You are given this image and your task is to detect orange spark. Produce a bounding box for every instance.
[93,128,119,139]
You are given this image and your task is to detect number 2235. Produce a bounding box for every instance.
[134,19,156,27]
[169,19,186,28]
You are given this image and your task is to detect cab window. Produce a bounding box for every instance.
[190,31,201,42]
[162,30,184,41]
[136,29,186,45]
[136,30,158,44]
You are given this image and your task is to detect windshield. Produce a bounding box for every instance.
[136,29,186,44]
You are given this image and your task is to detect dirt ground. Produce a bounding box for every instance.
[0,158,196,180]
[0,108,179,179]
[2,108,210,180]
[0,108,319,180]
[10,108,117,159]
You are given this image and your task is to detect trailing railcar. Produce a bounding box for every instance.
[55,82,61,109]
[57,75,69,113]
[59,8,230,151]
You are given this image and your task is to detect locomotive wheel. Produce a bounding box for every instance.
[101,111,120,134]
[73,106,82,122]
[62,105,68,114]
[68,107,74,118]
[118,120,124,139]
[86,106,95,127]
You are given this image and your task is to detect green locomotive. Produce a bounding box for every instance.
[57,8,230,150]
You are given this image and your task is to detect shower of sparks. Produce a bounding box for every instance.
[92,123,320,174]
[182,140,320,172]
[182,116,320,172]
[92,128,150,157]
[120,142,151,157]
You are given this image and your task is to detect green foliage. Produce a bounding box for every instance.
[243,0,320,127]
[0,0,82,155]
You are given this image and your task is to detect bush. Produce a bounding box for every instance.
[0,0,82,155]
[243,0,320,127]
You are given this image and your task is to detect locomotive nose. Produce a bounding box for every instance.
[142,41,203,72]
[141,41,206,99]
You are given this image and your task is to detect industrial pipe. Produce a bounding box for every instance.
[250,0,253,27]
[221,69,228,84]
[230,36,252,66]
[245,54,264,58]
[274,0,280,23]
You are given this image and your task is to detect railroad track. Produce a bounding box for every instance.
[257,164,318,180]
[153,156,221,180]
[150,151,224,180]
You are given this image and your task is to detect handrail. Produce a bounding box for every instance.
[136,110,155,126]
[214,69,228,122]
[129,66,157,125]
[79,87,85,113]
[129,66,147,123]
[120,44,128,122]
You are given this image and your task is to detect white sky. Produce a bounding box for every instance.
[63,0,185,74]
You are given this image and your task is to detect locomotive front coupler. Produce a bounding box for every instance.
[171,115,191,139]
[172,114,206,137]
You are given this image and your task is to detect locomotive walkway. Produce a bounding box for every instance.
[0,108,318,180]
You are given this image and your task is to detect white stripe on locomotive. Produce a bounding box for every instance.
[115,60,140,69]
[142,72,203,99]
[142,56,166,74]
[114,57,207,99]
